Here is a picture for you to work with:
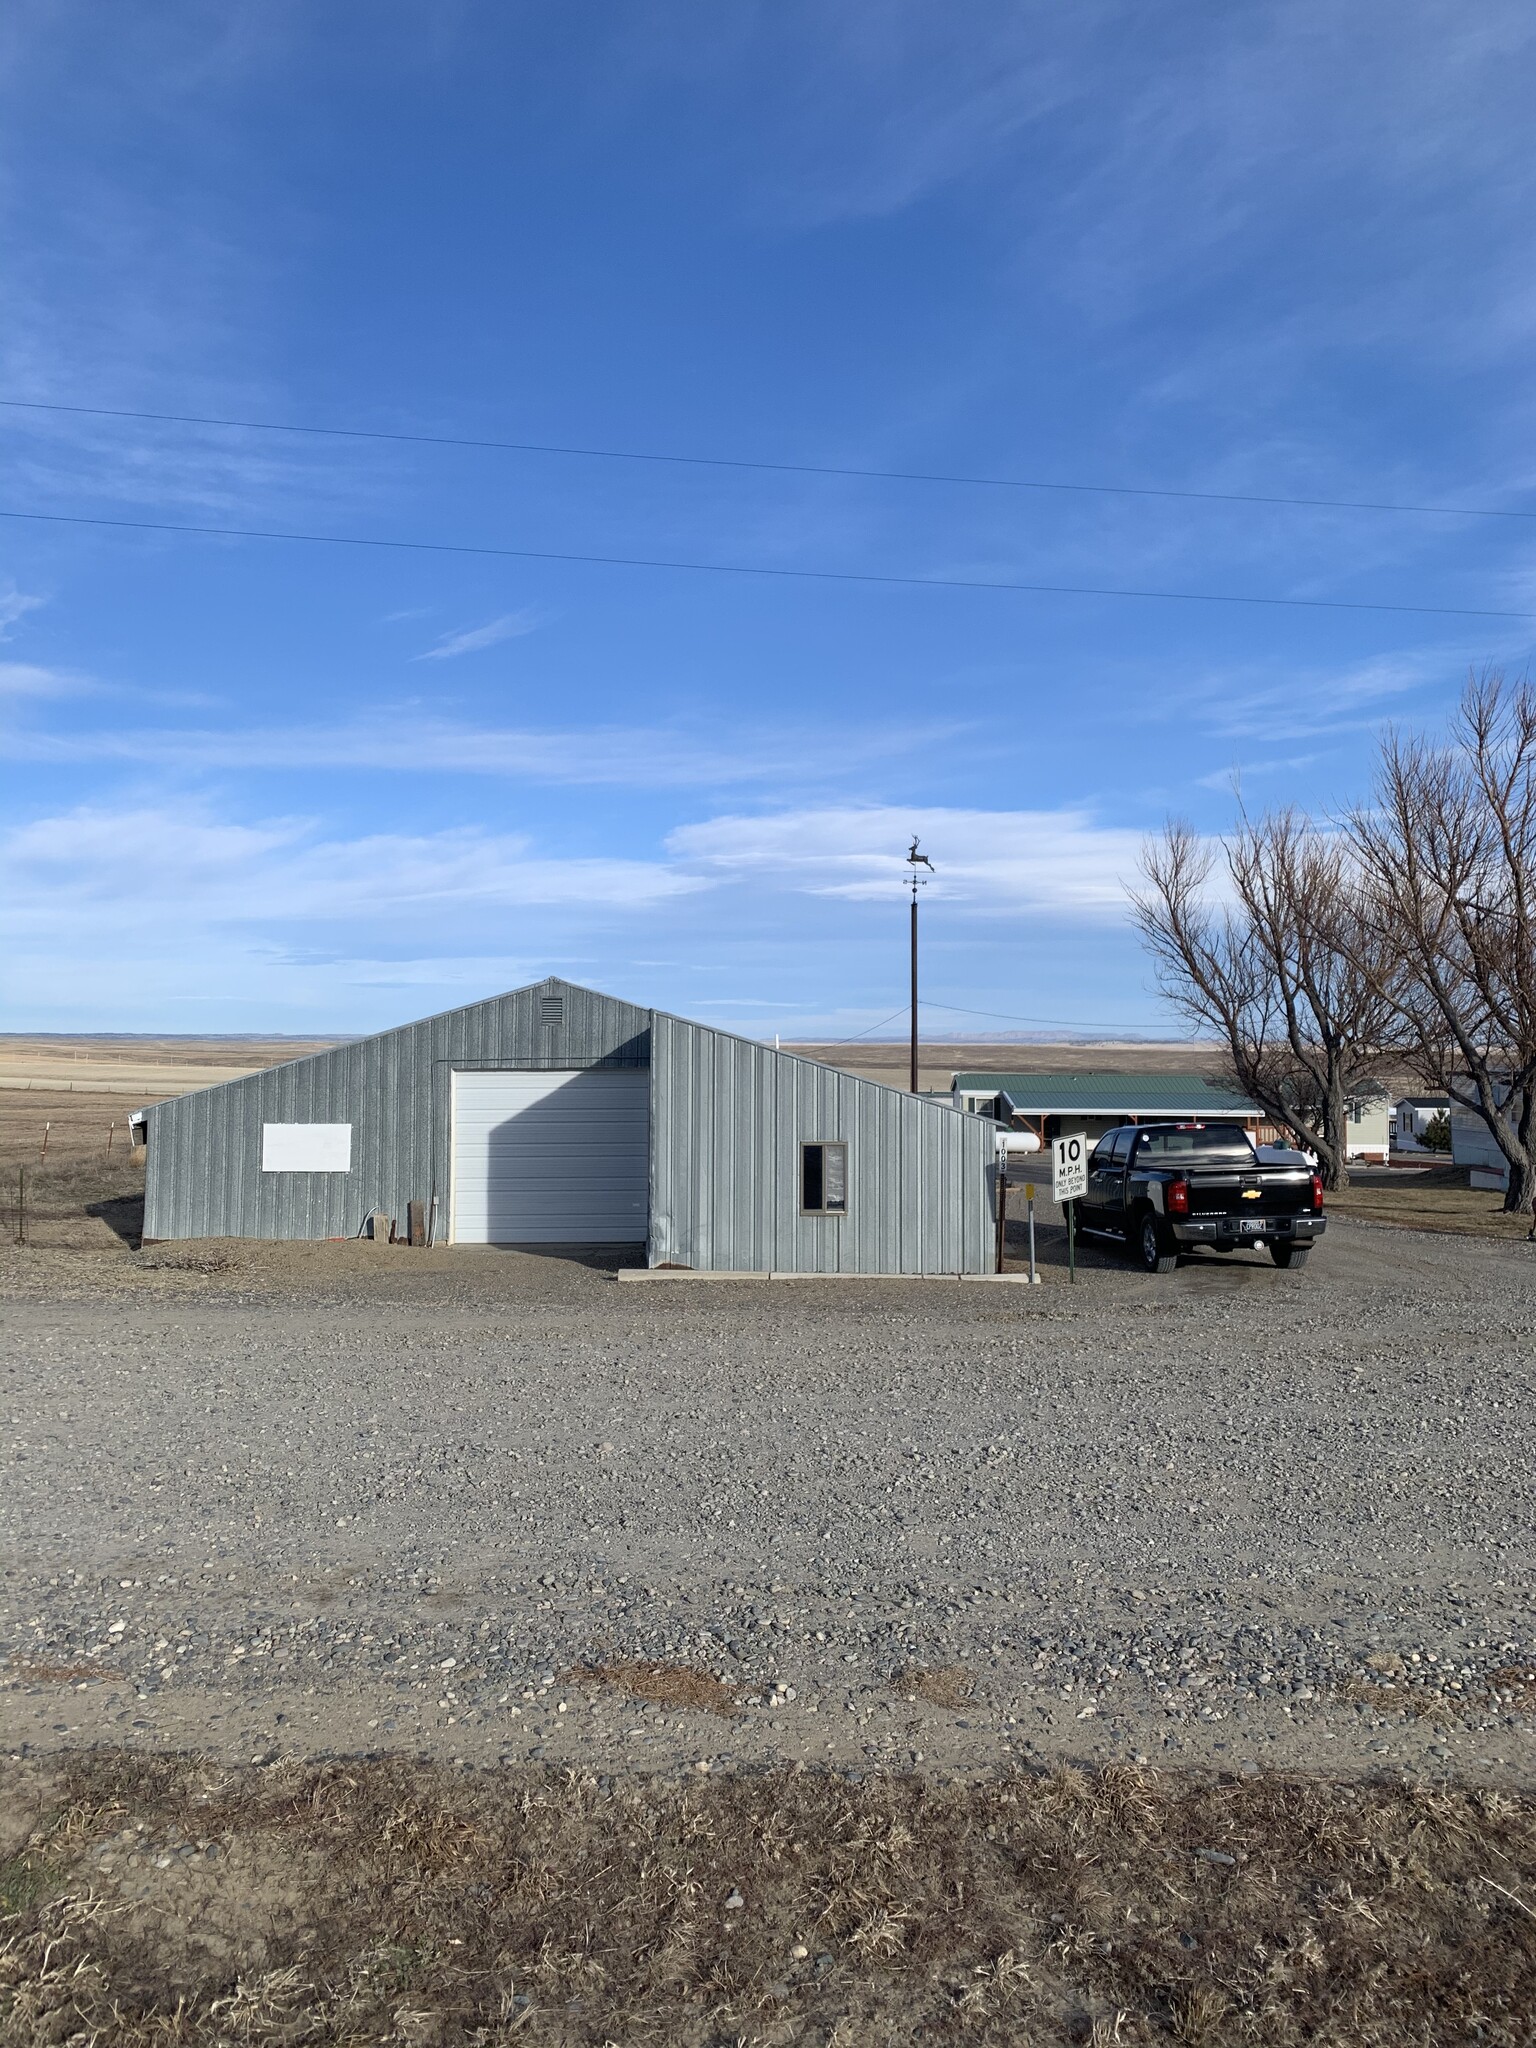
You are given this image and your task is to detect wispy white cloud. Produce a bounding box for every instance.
[0,581,44,637]
[0,797,713,1026]
[606,1,1093,225]
[1193,754,1318,793]
[0,795,1158,972]
[0,803,707,944]
[1161,651,1453,748]
[3,712,963,788]
[668,802,1146,917]
[628,0,1536,372]
[415,609,542,660]
[0,791,1180,1028]
[1047,1,1536,357]
[0,659,90,700]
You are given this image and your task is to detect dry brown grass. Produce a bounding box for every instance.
[2,1749,1532,2045]
[577,1660,742,1718]
[896,1664,975,1710]
[1328,1165,1534,1240]
[135,1243,242,1273]
[9,1660,122,1685]
[0,1090,148,1250]
[1489,1665,1536,1710]
[1335,1659,1536,1724]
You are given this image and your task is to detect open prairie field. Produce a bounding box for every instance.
[1,1032,1227,1106]
[792,1037,1231,1093]
[0,1034,338,1099]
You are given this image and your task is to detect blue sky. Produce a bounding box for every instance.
[3,1,1536,1038]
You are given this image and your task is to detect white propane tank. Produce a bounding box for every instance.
[999,1130,1042,1155]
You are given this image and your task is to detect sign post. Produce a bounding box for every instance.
[1051,1131,1088,1285]
[1024,1182,1037,1285]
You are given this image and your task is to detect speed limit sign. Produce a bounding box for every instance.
[1051,1131,1089,1204]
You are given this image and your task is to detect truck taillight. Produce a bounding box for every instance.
[1311,1173,1324,1211]
[1168,1178,1190,1216]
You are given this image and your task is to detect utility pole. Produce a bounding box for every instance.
[905,837,934,1092]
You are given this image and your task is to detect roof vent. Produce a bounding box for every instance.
[540,993,564,1026]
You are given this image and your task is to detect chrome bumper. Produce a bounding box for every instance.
[1170,1213,1327,1244]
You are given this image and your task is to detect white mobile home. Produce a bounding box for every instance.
[1343,1086,1391,1164]
[1450,1096,1514,1192]
[1391,1095,1450,1157]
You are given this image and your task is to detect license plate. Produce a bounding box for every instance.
[1240,1218,1266,1233]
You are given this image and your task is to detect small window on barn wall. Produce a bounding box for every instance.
[801,1141,849,1215]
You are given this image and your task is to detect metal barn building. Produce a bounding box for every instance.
[134,977,998,1273]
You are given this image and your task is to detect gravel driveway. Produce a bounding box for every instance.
[2,1216,1533,1783]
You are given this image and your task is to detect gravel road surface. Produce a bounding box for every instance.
[3,1217,1533,1783]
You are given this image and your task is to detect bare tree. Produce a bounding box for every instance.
[1348,672,1536,1216]
[1132,808,1397,1187]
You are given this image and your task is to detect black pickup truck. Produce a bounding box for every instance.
[1073,1121,1325,1274]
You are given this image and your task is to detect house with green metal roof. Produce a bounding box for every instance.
[949,1070,1264,1144]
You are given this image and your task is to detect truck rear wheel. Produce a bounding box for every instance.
[1271,1242,1310,1269]
[1137,1212,1178,1275]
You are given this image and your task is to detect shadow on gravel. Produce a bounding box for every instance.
[1010,1217,1295,1290]
[483,1240,648,1272]
[86,1193,144,1247]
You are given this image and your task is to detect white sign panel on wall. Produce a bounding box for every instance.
[261,1122,353,1173]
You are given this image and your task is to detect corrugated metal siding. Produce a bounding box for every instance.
[142,979,650,1241]
[649,1013,996,1273]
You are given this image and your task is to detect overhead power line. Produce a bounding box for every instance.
[821,1007,914,1046]
[816,998,1163,1042]
[0,395,1529,524]
[0,505,1526,619]
[919,998,1150,1032]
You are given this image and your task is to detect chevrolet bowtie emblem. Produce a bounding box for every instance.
[1241,1188,1261,1199]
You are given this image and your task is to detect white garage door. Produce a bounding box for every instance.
[451,1068,649,1243]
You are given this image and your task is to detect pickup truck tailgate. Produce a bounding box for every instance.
[1186,1171,1312,1215]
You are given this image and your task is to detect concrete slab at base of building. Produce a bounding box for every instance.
[135,978,998,1274]
[616,1269,1037,1283]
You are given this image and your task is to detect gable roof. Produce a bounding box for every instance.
[136,974,979,1122]
[951,1071,1260,1117]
